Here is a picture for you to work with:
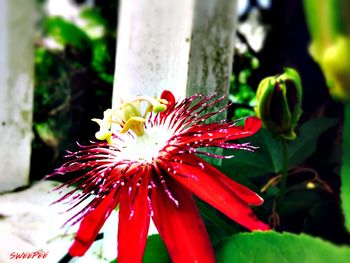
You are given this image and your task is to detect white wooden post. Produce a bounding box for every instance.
[187,0,238,99]
[113,0,238,105]
[0,0,35,192]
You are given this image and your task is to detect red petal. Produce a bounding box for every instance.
[117,171,151,263]
[69,189,119,256]
[227,116,262,140]
[160,90,176,112]
[169,162,270,231]
[151,177,215,263]
[180,155,263,205]
[179,117,262,145]
[242,116,262,136]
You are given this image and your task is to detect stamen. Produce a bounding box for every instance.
[120,116,145,136]
[92,95,168,140]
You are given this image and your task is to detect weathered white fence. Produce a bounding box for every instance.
[0,0,35,192]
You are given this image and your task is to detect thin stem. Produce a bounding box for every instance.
[277,137,289,207]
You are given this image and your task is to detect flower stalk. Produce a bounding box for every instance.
[255,69,303,226]
[276,137,289,207]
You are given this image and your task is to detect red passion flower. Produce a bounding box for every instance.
[49,90,269,263]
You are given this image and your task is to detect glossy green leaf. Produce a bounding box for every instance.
[222,128,282,178]
[216,231,350,263]
[341,105,350,232]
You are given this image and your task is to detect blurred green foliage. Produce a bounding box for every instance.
[341,106,350,232]
[32,0,117,178]
[304,0,350,101]
[229,51,259,119]
[304,0,350,233]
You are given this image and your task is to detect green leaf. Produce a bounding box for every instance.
[222,128,282,178]
[143,235,170,263]
[112,235,170,263]
[341,105,350,232]
[287,118,338,166]
[216,231,350,263]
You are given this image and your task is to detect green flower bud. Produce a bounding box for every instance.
[255,68,303,140]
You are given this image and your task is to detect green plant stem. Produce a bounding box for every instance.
[277,137,289,207]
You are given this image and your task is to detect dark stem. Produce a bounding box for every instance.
[57,233,104,263]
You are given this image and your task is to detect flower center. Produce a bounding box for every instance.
[118,126,171,163]
[92,95,168,142]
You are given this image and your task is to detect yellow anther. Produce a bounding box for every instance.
[95,130,113,144]
[91,94,169,140]
[92,109,115,143]
[123,102,142,121]
[129,96,168,114]
[153,103,167,113]
[158,98,169,105]
[92,109,113,130]
[120,116,145,136]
